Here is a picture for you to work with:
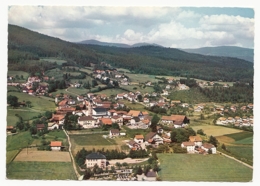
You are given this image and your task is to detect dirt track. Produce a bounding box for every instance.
[108,157,149,165]
[14,148,71,162]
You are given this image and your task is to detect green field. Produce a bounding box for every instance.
[126,73,159,83]
[6,161,77,180]
[32,130,69,147]
[226,145,253,165]
[7,86,20,92]
[6,150,20,164]
[45,68,64,80]
[95,88,126,97]
[7,92,56,111]
[121,84,155,94]
[157,153,253,182]
[7,71,29,82]
[7,109,43,126]
[121,126,150,139]
[6,131,34,152]
[224,132,253,144]
[70,134,117,146]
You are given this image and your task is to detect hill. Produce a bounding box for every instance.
[8,24,253,83]
[76,39,163,48]
[180,46,254,63]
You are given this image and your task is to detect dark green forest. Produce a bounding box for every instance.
[8,24,253,83]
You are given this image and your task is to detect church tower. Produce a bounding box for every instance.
[88,100,93,117]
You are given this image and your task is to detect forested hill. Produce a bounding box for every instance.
[181,46,254,63]
[8,24,253,83]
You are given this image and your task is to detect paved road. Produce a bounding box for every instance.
[217,151,253,169]
[63,129,83,180]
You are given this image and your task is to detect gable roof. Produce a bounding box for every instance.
[135,134,144,139]
[182,142,195,146]
[189,136,202,142]
[50,141,62,147]
[78,116,95,121]
[146,170,157,177]
[110,129,120,134]
[127,110,142,117]
[86,152,106,159]
[202,143,215,149]
[93,107,108,113]
[36,124,45,129]
[145,132,157,141]
[100,118,113,125]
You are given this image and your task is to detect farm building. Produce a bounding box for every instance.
[50,141,62,151]
[85,152,107,168]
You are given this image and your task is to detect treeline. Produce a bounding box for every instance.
[198,83,253,103]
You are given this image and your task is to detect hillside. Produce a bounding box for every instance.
[180,46,254,63]
[8,24,253,83]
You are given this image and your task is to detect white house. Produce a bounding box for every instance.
[189,136,203,147]
[109,129,120,137]
[134,134,144,143]
[181,142,195,153]
[85,152,106,168]
[50,141,62,151]
[145,132,164,146]
[78,116,97,128]
[201,143,217,154]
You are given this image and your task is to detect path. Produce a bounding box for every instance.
[217,151,253,169]
[65,88,79,96]
[63,129,83,180]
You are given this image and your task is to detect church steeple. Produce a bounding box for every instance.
[88,100,93,117]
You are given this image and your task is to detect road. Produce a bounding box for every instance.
[63,129,83,180]
[217,151,253,169]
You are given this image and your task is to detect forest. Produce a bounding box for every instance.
[8,24,253,83]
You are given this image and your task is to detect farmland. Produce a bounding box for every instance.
[157,153,253,182]
[7,92,56,111]
[6,161,77,180]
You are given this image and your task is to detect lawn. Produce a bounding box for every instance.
[70,134,117,146]
[157,153,253,182]
[6,161,77,180]
[121,125,150,139]
[7,92,56,111]
[191,124,243,137]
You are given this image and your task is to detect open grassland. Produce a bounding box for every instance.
[8,71,29,82]
[168,88,210,104]
[225,145,253,165]
[7,108,43,126]
[6,161,77,180]
[45,68,64,79]
[66,87,88,95]
[7,131,34,152]
[224,132,253,144]
[191,124,243,137]
[7,92,56,111]
[79,68,93,74]
[126,73,159,83]
[157,153,253,182]
[121,126,150,139]
[121,84,155,94]
[95,88,126,97]
[7,86,19,92]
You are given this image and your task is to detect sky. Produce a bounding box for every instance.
[7,3,255,49]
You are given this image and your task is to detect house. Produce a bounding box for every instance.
[85,152,106,168]
[181,142,195,153]
[47,122,59,130]
[109,129,120,137]
[134,135,144,143]
[127,140,142,150]
[92,108,108,118]
[100,118,113,126]
[77,96,84,101]
[6,126,14,133]
[161,115,189,128]
[50,114,66,126]
[189,136,202,147]
[145,132,164,146]
[201,143,216,154]
[127,110,144,120]
[36,124,46,132]
[78,116,97,129]
[50,141,62,151]
[111,115,123,125]
[144,170,157,181]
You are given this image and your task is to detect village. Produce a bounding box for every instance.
[6,64,254,181]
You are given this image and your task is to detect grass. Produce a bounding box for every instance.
[126,73,159,83]
[224,132,253,143]
[7,70,29,82]
[6,150,20,164]
[157,153,253,182]
[6,162,77,180]
[95,88,126,97]
[7,108,43,126]
[39,58,67,65]
[7,92,56,111]
[32,130,69,146]
[121,126,150,139]
[66,87,87,95]
[70,134,117,146]
[225,145,253,165]
[191,124,243,137]
[6,131,34,152]
[7,86,19,92]
[121,84,155,94]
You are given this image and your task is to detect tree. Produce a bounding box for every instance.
[26,101,32,108]
[208,135,218,147]
[197,129,205,135]
[7,95,18,107]
[83,168,92,180]
[150,114,160,132]
[137,94,143,102]
[221,143,226,151]
[44,111,53,119]
[112,123,120,130]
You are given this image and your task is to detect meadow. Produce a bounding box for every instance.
[7,92,56,111]
[157,153,253,182]
[6,162,77,180]
[39,58,67,65]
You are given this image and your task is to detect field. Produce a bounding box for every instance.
[126,73,159,83]
[70,134,120,155]
[157,153,253,182]
[121,84,155,94]
[191,124,243,137]
[6,161,77,180]
[39,58,67,65]
[95,88,126,97]
[14,148,71,162]
[7,108,43,126]
[7,92,56,111]
[7,70,29,82]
